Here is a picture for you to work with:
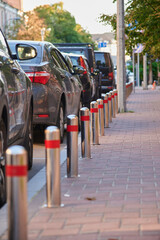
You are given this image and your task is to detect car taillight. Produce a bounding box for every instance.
[26,71,50,85]
[79,56,87,74]
[108,72,113,80]
[91,67,94,73]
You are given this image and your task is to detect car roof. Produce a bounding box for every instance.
[62,52,87,60]
[8,40,58,49]
[94,51,110,54]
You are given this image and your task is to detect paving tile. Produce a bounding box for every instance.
[2,88,160,240]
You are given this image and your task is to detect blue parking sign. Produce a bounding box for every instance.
[98,42,101,48]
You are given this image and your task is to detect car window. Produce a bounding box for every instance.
[95,53,110,68]
[55,50,69,72]
[50,48,62,68]
[42,47,50,62]
[61,48,86,56]
[70,56,80,66]
[65,56,73,71]
[0,31,10,56]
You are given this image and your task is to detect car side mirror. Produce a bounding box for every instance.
[73,65,85,75]
[15,44,37,60]
[92,68,99,76]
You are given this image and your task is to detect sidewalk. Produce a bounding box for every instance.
[1,87,160,240]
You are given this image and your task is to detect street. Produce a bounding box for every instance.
[29,127,68,180]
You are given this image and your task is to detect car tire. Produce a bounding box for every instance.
[24,106,33,170]
[57,102,64,143]
[0,119,7,206]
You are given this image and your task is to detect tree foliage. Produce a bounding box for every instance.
[34,2,93,43]
[7,2,93,44]
[7,11,48,40]
[99,0,160,60]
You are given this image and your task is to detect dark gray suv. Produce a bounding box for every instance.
[0,29,35,206]
[94,51,115,93]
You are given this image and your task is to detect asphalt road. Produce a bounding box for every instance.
[28,127,67,180]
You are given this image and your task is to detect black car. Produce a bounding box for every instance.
[54,43,101,99]
[62,52,96,108]
[0,29,35,206]
[8,40,83,142]
[94,51,115,93]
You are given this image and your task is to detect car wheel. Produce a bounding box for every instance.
[57,102,64,143]
[24,106,33,170]
[0,119,7,206]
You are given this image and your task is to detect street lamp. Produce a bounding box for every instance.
[41,28,51,41]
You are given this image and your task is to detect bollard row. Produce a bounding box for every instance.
[5,84,136,239]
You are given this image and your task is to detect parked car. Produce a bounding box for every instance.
[0,29,35,206]
[94,51,115,93]
[8,40,83,142]
[54,43,101,99]
[62,52,96,108]
[114,68,132,86]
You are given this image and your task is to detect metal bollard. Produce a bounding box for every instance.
[80,107,91,158]
[103,94,109,128]
[114,89,118,114]
[108,92,112,123]
[67,115,78,177]
[6,145,28,240]
[111,90,116,118]
[90,101,99,145]
[110,91,113,117]
[113,89,118,114]
[97,99,104,136]
[45,126,61,207]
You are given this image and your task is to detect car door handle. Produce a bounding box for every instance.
[70,77,75,82]
[12,67,20,74]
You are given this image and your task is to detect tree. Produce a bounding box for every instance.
[35,2,94,43]
[99,0,160,60]
[6,2,94,44]
[6,11,48,41]
[17,11,48,40]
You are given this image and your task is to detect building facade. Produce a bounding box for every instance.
[92,32,117,66]
[0,0,22,34]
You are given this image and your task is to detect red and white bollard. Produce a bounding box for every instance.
[67,115,78,177]
[6,145,28,240]
[90,101,99,145]
[107,92,112,123]
[114,89,118,114]
[103,94,109,128]
[111,91,116,118]
[97,99,104,136]
[45,126,61,207]
[80,107,91,158]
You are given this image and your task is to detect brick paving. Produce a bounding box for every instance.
[1,87,160,240]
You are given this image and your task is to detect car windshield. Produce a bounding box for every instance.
[8,42,42,64]
[61,49,86,56]
[95,53,111,67]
